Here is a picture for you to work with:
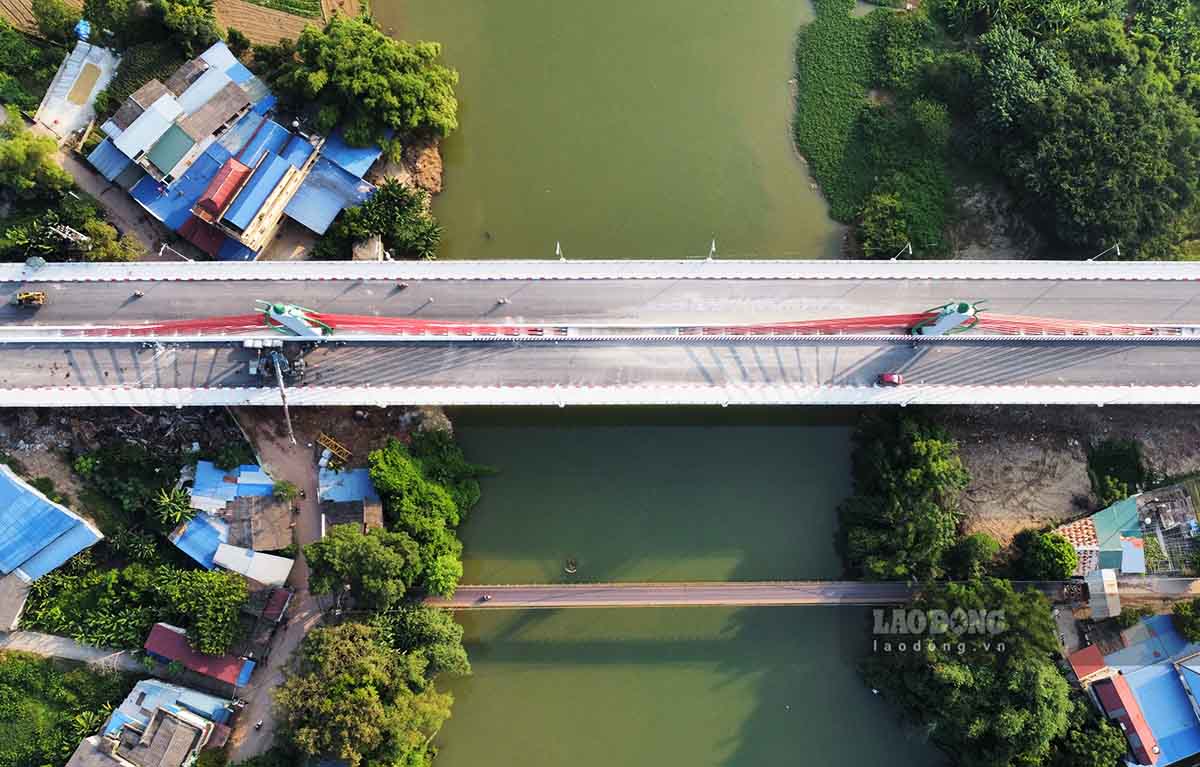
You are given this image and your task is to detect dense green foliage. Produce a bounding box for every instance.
[73,443,179,532]
[314,179,442,260]
[1087,438,1148,506]
[156,0,219,53]
[794,0,1200,258]
[0,115,71,201]
[946,531,1000,580]
[258,15,458,148]
[0,20,61,109]
[0,652,137,767]
[24,564,246,652]
[274,621,465,767]
[1012,530,1079,580]
[368,604,471,679]
[864,578,1071,767]
[23,563,248,653]
[305,524,422,609]
[368,435,486,597]
[1113,605,1156,630]
[1174,597,1200,641]
[837,412,970,580]
[1045,693,1131,767]
[32,0,81,43]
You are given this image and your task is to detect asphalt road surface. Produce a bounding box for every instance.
[5,277,1200,328]
[428,582,918,608]
[1,339,1199,390]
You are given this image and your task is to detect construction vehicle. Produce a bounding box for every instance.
[909,300,985,336]
[12,291,46,308]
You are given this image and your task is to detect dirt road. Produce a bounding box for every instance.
[223,410,326,763]
[0,630,143,672]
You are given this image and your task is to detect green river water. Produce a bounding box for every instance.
[373,0,843,260]
[431,409,941,767]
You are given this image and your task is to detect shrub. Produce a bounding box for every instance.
[1013,530,1078,580]
[226,27,250,58]
[857,192,909,259]
[32,0,81,43]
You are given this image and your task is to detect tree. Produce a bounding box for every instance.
[226,27,250,58]
[864,579,1071,767]
[0,119,72,201]
[319,179,442,260]
[273,623,453,767]
[271,15,459,147]
[156,0,218,52]
[152,486,194,528]
[857,193,909,259]
[369,604,471,681]
[152,567,247,654]
[1013,530,1078,580]
[1112,605,1154,630]
[837,412,970,580]
[1013,70,1200,253]
[1174,597,1200,641]
[32,0,80,42]
[1045,694,1130,767]
[81,219,145,262]
[978,24,1076,131]
[946,532,1000,580]
[304,523,422,610]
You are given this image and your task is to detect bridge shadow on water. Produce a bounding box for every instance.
[440,408,944,767]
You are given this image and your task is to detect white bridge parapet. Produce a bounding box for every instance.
[1,384,1199,407]
[6,260,1200,283]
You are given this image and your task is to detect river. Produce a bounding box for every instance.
[373,0,843,260]
[430,408,941,767]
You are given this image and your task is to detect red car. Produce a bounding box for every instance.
[877,373,905,386]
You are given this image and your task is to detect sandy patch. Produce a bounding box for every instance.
[66,63,100,105]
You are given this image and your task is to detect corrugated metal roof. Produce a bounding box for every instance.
[87,137,133,182]
[1094,675,1159,764]
[237,119,289,168]
[195,157,250,221]
[280,134,314,169]
[144,623,253,686]
[165,58,209,96]
[321,129,382,178]
[318,467,380,503]
[284,156,374,235]
[179,216,226,257]
[110,97,144,131]
[147,124,196,175]
[130,79,169,108]
[217,239,256,261]
[223,153,291,231]
[18,520,102,580]
[226,62,253,85]
[177,67,233,114]
[169,512,227,569]
[114,93,183,159]
[199,41,238,73]
[179,82,251,142]
[131,150,222,230]
[212,544,293,587]
[1128,663,1200,764]
[0,464,100,575]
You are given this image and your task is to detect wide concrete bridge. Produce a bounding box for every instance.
[3,259,1200,407]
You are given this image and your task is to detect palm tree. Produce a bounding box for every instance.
[154,487,195,528]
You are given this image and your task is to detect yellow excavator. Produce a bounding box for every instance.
[12,291,46,308]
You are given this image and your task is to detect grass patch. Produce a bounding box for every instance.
[242,0,322,18]
[792,0,879,222]
[0,651,138,767]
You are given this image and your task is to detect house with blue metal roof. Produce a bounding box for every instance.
[86,40,380,262]
[65,679,233,767]
[1068,614,1200,765]
[0,463,103,630]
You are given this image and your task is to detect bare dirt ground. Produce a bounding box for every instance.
[931,406,1200,543]
[214,0,315,45]
[259,218,317,261]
